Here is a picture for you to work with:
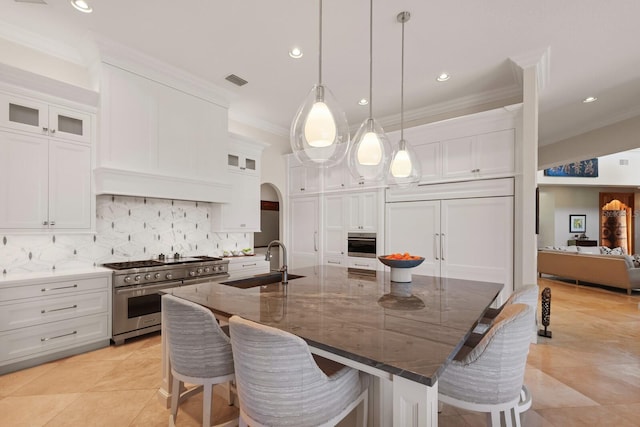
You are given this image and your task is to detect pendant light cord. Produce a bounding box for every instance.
[318,0,323,85]
[368,0,373,119]
[400,13,405,142]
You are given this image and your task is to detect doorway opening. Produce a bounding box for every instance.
[254,183,281,270]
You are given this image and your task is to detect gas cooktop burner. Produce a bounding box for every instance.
[103,260,165,270]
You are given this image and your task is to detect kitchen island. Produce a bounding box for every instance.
[158,265,503,426]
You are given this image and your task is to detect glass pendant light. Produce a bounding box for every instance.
[290,0,349,167]
[388,11,421,186]
[347,0,391,182]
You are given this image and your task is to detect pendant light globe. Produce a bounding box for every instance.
[348,117,391,182]
[291,84,349,167]
[290,0,350,168]
[388,11,421,187]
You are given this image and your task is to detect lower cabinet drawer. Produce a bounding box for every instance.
[325,256,346,266]
[348,257,377,271]
[0,276,109,302]
[0,291,109,332]
[228,259,270,279]
[0,313,109,363]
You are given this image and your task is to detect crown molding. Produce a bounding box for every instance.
[228,110,289,138]
[510,47,551,91]
[0,19,86,65]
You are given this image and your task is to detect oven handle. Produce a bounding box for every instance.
[115,282,180,295]
[348,237,377,242]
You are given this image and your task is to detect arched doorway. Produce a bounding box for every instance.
[600,192,634,254]
[254,183,281,270]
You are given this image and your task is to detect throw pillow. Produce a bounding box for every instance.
[633,254,640,268]
[601,247,624,255]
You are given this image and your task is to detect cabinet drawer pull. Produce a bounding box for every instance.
[41,304,77,314]
[42,127,48,132]
[42,220,49,225]
[50,221,56,226]
[354,263,369,267]
[242,263,257,267]
[41,284,78,292]
[240,224,246,227]
[41,330,77,342]
[328,261,341,265]
[50,129,56,134]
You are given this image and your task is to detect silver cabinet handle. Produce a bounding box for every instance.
[41,304,77,314]
[50,129,56,134]
[354,263,369,267]
[50,221,55,226]
[314,231,318,252]
[328,260,341,265]
[434,233,440,260]
[41,330,77,342]
[41,284,78,292]
[441,233,445,261]
[242,263,257,267]
[42,220,49,225]
[239,223,246,227]
[42,127,48,132]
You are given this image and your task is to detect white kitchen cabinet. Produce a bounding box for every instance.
[385,183,513,288]
[289,196,320,269]
[96,63,230,202]
[441,129,514,180]
[0,271,112,374]
[0,131,91,230]
[0,92,91,144]
[211,135,266,232]
[347,191,377,232]
[288,154,321,195]
[347,257,377,271]
[323,163,348,191]
[323,194,347,267]
[414,141,442,182]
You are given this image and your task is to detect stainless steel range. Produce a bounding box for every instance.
[103,255,229,345]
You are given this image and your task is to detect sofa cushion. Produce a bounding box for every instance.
[578,246,601,255]
[601,246,624,255]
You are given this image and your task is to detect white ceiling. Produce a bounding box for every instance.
[2,0,640,147]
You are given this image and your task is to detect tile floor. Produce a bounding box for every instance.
[1,277,638,427]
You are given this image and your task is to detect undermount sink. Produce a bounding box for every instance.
[220,273,305,289]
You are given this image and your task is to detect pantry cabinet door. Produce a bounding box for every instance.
[385,200,440,277]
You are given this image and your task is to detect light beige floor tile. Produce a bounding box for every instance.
[536,405,640,427]
[0,393,79,427]
[12,360,121,396]
[90,357,161,392]
[524,367,598,409]
[0,361,60,397]
[45,389,155,427]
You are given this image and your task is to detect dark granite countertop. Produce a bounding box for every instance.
[162,265,503,386]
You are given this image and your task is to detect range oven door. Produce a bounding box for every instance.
[112,280,182,343]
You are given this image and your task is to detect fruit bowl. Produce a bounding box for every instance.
[378,256,425,269]
[378,255,425,282]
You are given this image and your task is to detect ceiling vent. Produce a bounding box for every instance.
[619,159,629,166]
[225,74,248,87]
[14,0,47,3]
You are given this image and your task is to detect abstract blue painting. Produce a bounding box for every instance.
[543,158,598,177]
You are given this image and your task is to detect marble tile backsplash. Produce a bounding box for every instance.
[0,195,252,274]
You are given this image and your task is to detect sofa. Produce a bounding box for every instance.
[538,246,640,295]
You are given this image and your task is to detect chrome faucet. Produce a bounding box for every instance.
[265,240,288,284]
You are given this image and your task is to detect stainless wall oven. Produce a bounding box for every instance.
[104,256,229,345]
[347,233,377,258]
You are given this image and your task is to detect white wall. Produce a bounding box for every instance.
[538,149,640,186]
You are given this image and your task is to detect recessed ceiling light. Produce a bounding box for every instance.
[289,47,303,59]
[70,0,92,13]
[436,73,450,82]
[582,96,597,103]
[358,98,369,106]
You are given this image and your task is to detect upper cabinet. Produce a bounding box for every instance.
[211,134,267,232]
[289,157,321,195]
[0,88,94,231]
[441,129,515,180]
[96,62,231,203]
[0,93,91,144]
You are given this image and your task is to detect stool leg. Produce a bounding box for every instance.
[203,383,213,427]
[171,377,180,425]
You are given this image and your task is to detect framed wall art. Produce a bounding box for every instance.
[569,214,586,233]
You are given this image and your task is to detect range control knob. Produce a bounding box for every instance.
[134,275,141,282]
[189,271,196,277]
[144,273,151,280]
[204,267,210,273]
[197,267,203,274]
[166,273,173,280]
[124,276,132,283]
[154,273,161,279]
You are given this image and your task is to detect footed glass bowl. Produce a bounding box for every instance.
[378,256,425,282]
